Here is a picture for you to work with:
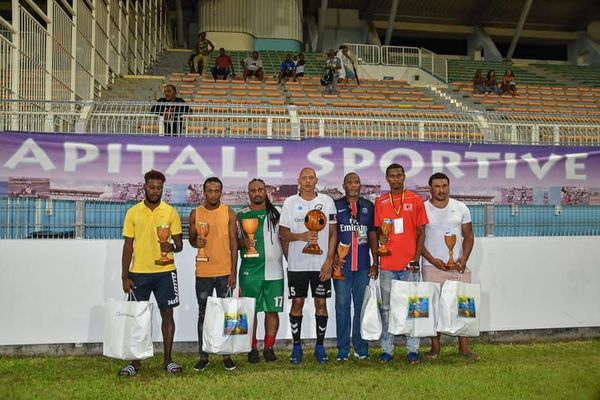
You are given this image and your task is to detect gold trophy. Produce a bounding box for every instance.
[196,221,209,262]
[377,218,393,256]
[155,225,173,265]
[241,218,260,258]
[444,233,459,270]
[303,209,327,255]
[333,243,350,280]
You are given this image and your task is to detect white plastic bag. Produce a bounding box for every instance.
[103,295,154,360]
[202,295,255,355]
[438,280,480,337]
[389,279,440,337]
[360,282,382,341]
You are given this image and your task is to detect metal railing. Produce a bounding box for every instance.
[1,198,598,240]
[345,43,448,83]
[0,0,172,105]
[2,100,600,145]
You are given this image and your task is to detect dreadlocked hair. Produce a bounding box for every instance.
[249,178,280,243]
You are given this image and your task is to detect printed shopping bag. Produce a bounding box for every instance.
[103,296,154,360]
[202,295,255,354]
[438,280,480,337]
[360,283,382,341]
[389,280,440,337]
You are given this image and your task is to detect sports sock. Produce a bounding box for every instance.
[264,335,276,349]
[315,314,328,345]
[289,314,303,345]
[251,335,258,350]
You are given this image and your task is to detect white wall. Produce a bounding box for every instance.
[1,237,599,346]
[357,65,447,87]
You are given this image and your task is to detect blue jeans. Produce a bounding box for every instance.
[379,269,420,355]
[333,268,370,354]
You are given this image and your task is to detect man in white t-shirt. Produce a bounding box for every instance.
[279,167,337,365]
[421,172,479,361]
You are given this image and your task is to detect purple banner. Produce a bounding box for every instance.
[1,131,599,205]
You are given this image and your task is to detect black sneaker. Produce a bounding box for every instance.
[263,348,277,362]
[248,348,260,364]
[193,358,209,372]
[223,358,236,371]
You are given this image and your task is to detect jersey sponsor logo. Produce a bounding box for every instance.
[361,207,368,215]
[340,223,367,233]
[296,205,303,211]
[337,208,348,213]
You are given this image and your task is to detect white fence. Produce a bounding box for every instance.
[1,100,599,146]
[0,0,173,107]
[345,43,448,83]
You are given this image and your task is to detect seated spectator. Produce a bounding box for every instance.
[211,48,234,81]
[278,53,297,83]
[295,53,306,78]
[501,69,517,96]
[240,51,264,82]
[150,84,190,136]
[192,32,214,75]
[322,48,342,95]
[485,69,501,95]
[472,69,485,94]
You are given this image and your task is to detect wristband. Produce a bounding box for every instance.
[409,261,420,268]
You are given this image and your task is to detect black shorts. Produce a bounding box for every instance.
[129,270,180,309]
[287,270,331,299]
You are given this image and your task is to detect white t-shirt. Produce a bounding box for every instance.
[280,193,337,272]
[424,198,472,265]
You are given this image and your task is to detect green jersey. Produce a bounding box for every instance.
[237,207,284,280]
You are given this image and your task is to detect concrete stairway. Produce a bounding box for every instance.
[97,49,193,101]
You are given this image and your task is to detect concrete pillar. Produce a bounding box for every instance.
[467,26,503,62]
[568,31,600,66]
[384,0,399,45]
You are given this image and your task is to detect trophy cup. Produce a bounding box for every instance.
[376,218,393,256]
[333,243,350,280]
[155,225,173,266]
[241,218,260,258]
[196,221,209,262]
[444,233,459,270]
[302,209,327,255]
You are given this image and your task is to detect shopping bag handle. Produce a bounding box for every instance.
[126,291,138,302]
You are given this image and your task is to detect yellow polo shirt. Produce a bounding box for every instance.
[123,201,182,273]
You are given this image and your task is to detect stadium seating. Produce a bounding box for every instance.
[448,59,562,86]
[532,64,600,88]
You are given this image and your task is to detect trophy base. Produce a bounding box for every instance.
[244,252,260,258]
[196,256,209,263]
[155,258,174,266]
[302,245,323,255]
[332,271,345,280]
[446,263,461,271]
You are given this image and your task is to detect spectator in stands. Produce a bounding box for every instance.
[211,48,234,81]
[151,84,190,136]
[501,69,517,96]
[472,69,485,94]
[193,32,214,75]
[484,69,501,95]
[295,53,306,78]
[278,53,297,84]
[336,45,356,85]
[323,49,342,95]
[241,51,264,82]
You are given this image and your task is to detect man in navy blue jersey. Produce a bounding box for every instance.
[333,172,379,361]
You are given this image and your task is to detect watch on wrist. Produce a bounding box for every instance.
[409,261,420,267]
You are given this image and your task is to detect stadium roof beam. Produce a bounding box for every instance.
[506,0,534,60]
[384,0,399,45]
[316,0,327,51]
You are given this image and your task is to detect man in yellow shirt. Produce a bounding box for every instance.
[119,170,183,376]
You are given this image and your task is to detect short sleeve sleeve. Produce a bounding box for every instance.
[169,208,183,235]
[279,198,292,228]
[122,208,135,238]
